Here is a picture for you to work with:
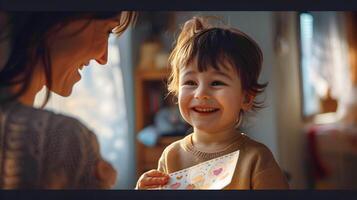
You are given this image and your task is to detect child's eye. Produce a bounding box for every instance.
[183,80,196,86]
[211,81,226,86]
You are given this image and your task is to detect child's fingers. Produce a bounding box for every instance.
[148,176,169,184]
[144,185,165,190]
[140,176,168,187]
[144,170,169,178]
[136,169,170,189]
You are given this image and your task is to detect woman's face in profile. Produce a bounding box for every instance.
[44,15,121,96]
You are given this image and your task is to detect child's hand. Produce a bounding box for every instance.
[136,169,170,189]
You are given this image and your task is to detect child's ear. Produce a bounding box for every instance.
[241,93,255,111]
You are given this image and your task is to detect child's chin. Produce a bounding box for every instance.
[194,125,216,132]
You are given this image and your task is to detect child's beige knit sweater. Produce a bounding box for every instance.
[157,133,289,189]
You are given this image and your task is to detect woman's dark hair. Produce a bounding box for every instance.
[0,11,137,107]
[168,16,268,111]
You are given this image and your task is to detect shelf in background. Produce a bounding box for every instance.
[135,68,170,80]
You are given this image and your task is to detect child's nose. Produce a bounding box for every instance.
[194,86,210,100]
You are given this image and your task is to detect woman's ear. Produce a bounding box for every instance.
[241,93,255,111]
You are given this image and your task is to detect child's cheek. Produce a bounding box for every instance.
[178,95,191,124]
[178,102,190,124]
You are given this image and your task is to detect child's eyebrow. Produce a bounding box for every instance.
[214,71,233,80]
[181,70,196,77]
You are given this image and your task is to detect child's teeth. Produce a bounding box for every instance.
[196,108,215,112]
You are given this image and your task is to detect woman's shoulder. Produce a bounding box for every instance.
[0,102,101,188]
[5,102,93,136]
[3,102,99,157]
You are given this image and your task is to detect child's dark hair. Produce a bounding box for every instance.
[168,16,268,111]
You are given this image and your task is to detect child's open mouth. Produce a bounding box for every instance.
[192,107,220,114]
